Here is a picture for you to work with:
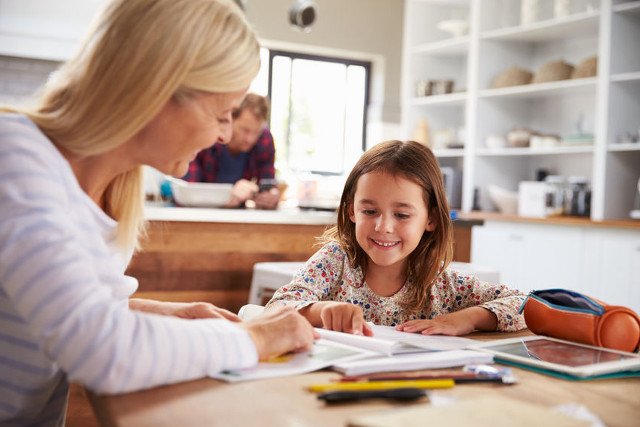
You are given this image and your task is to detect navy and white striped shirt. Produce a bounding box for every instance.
[0,114,257,425]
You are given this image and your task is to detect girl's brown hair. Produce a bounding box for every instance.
[322,140,453,314]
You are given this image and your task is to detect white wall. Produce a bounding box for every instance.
[243,0,404,124]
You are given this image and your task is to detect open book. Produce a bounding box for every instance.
[318,324,476,356]
[332,350,494,376]
[215,305,494,382]
[212,338,377,383]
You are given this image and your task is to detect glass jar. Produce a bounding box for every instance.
[544,175,565,216]
[564,176,591,217]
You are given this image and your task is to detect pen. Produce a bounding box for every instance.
[308,379,455,393]
[317,388,427,403]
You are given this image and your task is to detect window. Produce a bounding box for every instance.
[250,48,371,176]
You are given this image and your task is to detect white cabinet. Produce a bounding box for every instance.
[582,227,640,309]
[471,221,583,292]
[402,0,640,221]
[0,0,106,61]
[471,220,640,313]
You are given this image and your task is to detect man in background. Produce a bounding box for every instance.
[184,93,280,209]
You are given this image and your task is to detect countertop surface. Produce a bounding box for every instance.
[458,211,640,230]
[144,205,337,225]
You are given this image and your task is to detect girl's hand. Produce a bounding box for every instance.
[130,298,241,321]
[395,307,497,336]
[317,302,374,336]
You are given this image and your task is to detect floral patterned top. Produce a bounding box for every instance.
[266,242,526,331]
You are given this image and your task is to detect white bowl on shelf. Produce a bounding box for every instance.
[487,185,519,215]
[437,19,469,38]
[168,178,233,208]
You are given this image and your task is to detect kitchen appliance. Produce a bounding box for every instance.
[518,181,548,218]
[564,177,591,217]
[544,175,566,216]
[441,167,462,209]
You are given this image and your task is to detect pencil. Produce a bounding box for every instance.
[339,371,478,382]
[308,379,455,393]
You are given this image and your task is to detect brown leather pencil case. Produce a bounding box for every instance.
[520,289,640,353]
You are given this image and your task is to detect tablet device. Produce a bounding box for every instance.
[468,336,640,378]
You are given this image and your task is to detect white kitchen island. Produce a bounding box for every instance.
[143,205,337,225]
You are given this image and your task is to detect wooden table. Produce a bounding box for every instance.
[88,332,640,427]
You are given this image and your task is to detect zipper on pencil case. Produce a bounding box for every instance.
[518,290,605,316]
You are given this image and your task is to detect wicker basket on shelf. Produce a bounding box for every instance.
[571,56,597,79]
[532,60,574,83]
[491,66,533,88]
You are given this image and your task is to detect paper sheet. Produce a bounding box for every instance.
[370,325,477,351]
[212,339,376,382]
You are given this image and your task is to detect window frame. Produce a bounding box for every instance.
[266,49,372,155]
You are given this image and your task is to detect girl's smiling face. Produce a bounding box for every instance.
[349,170,435,271]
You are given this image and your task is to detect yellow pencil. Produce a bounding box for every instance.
[308,379,455,393]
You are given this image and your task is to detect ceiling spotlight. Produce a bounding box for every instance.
[289,0,317,31]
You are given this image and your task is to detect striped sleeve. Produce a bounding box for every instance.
[0,122,257,396]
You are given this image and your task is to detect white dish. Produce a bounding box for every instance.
[487,184,518,215]
[485,133,507,149]
[298,197,340,212]
[169,178,232,208]
[436,19,469,38]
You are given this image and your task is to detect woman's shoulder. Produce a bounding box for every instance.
[0,113,77,200]
[1,113,39,137]
[0,114,60,160]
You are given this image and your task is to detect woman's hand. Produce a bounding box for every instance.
[242,306,318,361]
[300,301,373,336]
[129,298,241,321]
[395,307,497,336]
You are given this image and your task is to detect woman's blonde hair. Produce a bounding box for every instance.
[322,140,454,314]
[11,0,260,250]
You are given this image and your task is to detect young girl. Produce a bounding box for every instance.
[266,140,526,336]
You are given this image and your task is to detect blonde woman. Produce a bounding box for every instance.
[0,0,315,424]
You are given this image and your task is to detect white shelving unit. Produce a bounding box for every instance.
[402,0,640,220]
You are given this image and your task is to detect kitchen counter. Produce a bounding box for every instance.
[129,206,335,312]
[458,211,640,230]
[144,205,337,225]
[128,206,478,311]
